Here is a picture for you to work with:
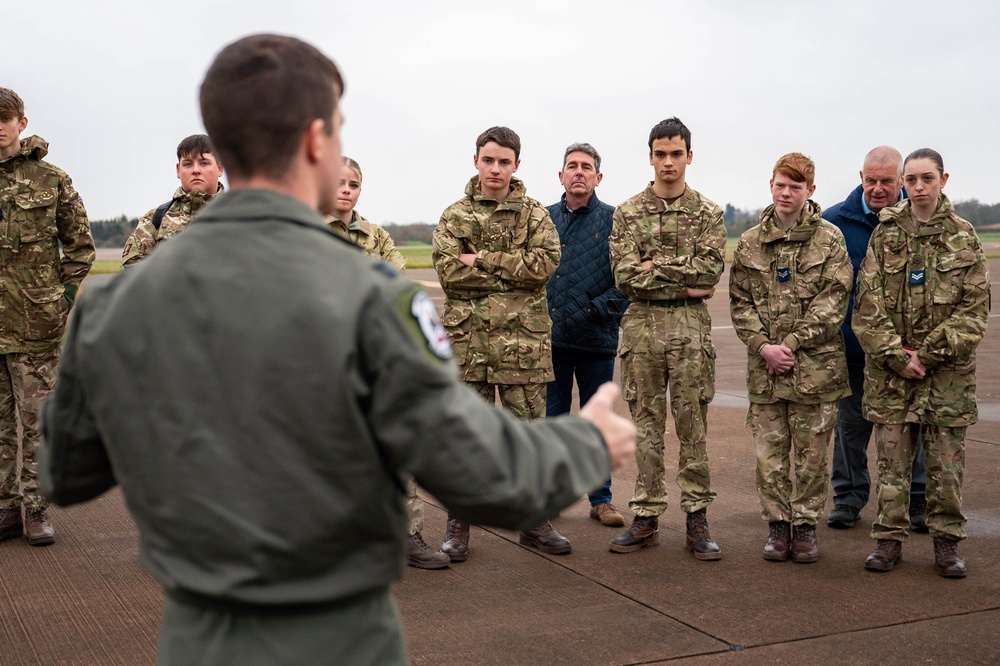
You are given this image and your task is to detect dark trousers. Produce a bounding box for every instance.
[546,347,615,506]
[830,364,926,510]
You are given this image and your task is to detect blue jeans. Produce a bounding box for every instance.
[546,347,616,506]
[830,364,926,510]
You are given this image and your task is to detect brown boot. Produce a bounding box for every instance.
[865,539,903,572]
[519,521,571,555]
[589,502,625,527]
[406,531,449,570]
[26,510,55,547]
[685,508,722,561]
[763,521,791,561]
[0,508,22,542]
[790,523,818,563]
[933,537,967,578]
[609,515,658,553]
[441,517,470,563]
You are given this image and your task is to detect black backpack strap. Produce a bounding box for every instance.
[151,199,176,231]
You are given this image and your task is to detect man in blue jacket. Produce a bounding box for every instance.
[546,143,630,528]
[823,146,927,531]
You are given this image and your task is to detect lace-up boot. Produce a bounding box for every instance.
[685,508,722,560]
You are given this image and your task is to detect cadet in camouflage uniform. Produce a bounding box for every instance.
[608,117,726,560]
[854,148,990,578]
[325,157,406,271]
[0,88,94,545]
[326,157,447,569]
[729,153,852,564]
[121,134,224,267]
[432,126,566,560]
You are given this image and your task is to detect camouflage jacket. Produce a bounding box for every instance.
[432,176,560,384]
[0,135,94,353]
[121,184,223,267]
[326,210,406,270]
[609,184,726,302]
[729,201,852,404]
[853,195,990,425]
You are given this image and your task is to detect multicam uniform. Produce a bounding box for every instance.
[327,211,406,271]
[0,135,94,515]
[328,209,422,534]
[729,201,852,525]
[121,185,223,266]
[432,175,560,418]
[609,184,725,516]
[853,194,990,542]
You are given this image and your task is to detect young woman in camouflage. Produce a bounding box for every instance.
[326,157,406,270]
[853,148,990,578]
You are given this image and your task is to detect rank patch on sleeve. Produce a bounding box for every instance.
[410,291,452,360]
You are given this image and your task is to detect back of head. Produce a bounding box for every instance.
[176,133,218,165]
[773,152,815,187]
[199,34,344,182]
[648,117,691,152]
[0,87,24,120]
[476,126,521,161]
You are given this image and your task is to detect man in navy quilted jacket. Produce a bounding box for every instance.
[546,143,630,527]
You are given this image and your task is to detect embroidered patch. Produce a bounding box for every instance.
[411,291,452,360]
[122,243,132,257]
[909,270,925,285]
[777,267,791,282]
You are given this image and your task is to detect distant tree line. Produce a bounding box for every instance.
[87,199,1000,248]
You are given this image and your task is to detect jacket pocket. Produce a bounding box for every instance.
[22,285,69,341]
[795,340,848,395]
[517,311,552,370]
[15,188,59,243]
[795,250,827,300]
[881,252,907,309]
[440,306,473,366]
[932,249,977,305]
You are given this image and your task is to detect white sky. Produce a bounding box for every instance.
[8,1,1000,225]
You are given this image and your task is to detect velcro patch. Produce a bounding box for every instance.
[777,267,791,282]
[410,291,452,360]
[909,270,925,285]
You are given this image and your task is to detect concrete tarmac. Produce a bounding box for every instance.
[1,261,998,665]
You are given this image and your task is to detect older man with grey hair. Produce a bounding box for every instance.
[823,146,927,532]
[546,143,630,529]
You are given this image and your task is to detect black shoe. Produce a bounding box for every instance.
[827,504,860,529]
[909,496,928,534]
[609,516,659,553]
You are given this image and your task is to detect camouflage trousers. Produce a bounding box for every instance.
[466,382,545,421]
[405,478,424,536]
[619,301,716,516]
[747,400,837,525]
[0,348,60,513]
[872,423,967,542]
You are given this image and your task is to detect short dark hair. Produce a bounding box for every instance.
[0,88,24,120]
[199,34,344,181]
[476,126,521,161]
[562,142,601,173]
[176,134,218,164]
[648,117,691,152]
[904,148,945,176]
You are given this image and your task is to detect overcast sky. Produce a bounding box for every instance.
[8,1,999,226]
